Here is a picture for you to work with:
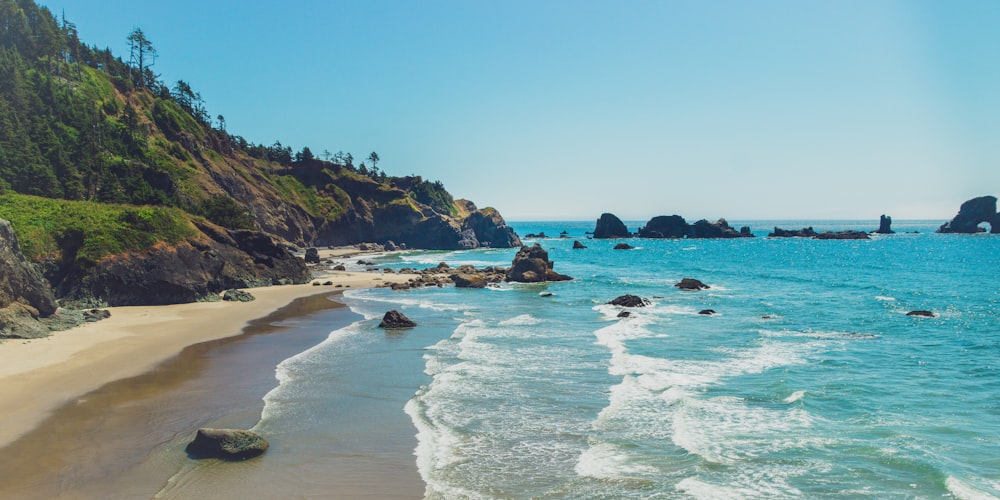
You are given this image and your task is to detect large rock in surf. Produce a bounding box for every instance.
[675,278,710,290]
[638,215,689,238]
[593,213,630,239]
[378,309,417,328]
[505,244,573,283]
[608,294,649,307]
[938,196,1000,234]
[186,428,269,460]
[876,215,894,234]
[451,273,488,289]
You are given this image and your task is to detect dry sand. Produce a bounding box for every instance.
[0,247,418,449]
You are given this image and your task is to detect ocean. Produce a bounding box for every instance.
[178,220,999,498]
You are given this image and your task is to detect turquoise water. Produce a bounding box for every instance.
[267,220,1000,498]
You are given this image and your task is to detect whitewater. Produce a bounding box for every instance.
[259,220,1000,498]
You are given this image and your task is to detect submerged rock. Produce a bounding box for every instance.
[186,428,269,461]
[906,310,936,317]
[613,243,634,250]
[378,309,417,328]
[617,311,632,318]
[698,309,716,315]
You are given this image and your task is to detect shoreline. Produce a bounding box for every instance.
[0,247,416,449]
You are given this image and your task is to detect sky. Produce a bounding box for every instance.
[38,0,1000,221]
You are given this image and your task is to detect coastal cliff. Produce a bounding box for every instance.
[0,1,520,307]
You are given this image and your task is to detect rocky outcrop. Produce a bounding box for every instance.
[770,227,818,238]
[573,240,587,249]
[60,221,309,306]
[593,213,631,239]
[675,278,709,290]
[938,196,1000,234]
[613,243,634,250]
[689,219,751,239]
[770,227,870,239]
[608,294,649,307]
[304,247,321,263]
[815,231,870,240]
[876,215,894,234]
[638,215,688,238]
[186,428,269,460]
[636,215,752,239]
[378,310,417,328]
[0,219,57,318]
[505,244,573,283]
[222,289,255,302]
[462,207,522,248]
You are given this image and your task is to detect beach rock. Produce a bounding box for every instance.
[938,196,1000,234]
[572,240,587,249]
[304,247,321,264]
[451,273,488,289]
[378,309,417,328]
[333,264,346,271]
[186,428,269,461]
[638,215,689,239]
[698,309,716,315]
[385,240,399,251]
[222,289,256,302]
[505,244,572,283]
[83,309,111,322]
[877,215,894,234]
[593,213,630,239]
[675,278,709,290]
[689,218,751,239]
[608,294,649,307]
[617,311,631,318]
[906,310,936,317]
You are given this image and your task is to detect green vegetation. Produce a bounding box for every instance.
[0,193,197,268]
[410,179,457,216]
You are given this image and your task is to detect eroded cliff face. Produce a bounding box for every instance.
[58,221,309,307]
[0,219,59,337]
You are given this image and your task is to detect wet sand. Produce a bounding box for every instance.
[0,249,424,499]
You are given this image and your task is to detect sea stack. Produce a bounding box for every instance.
[505,244,573,283]
[938,196,1000,234]
[876,215,894,234]
[593,213,630,239]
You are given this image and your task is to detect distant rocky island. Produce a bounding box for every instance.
[937,196,999,234]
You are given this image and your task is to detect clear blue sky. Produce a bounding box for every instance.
[40,0,1000,221]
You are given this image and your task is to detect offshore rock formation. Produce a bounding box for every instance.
[637,216,752,239]
[609,294,649,307]
[770,227,870,240]
[505,244,573,283]
[593,213,631,239]
[876,215,894,234]
[62,221,309,306]
[637,215,688,238]
[938,196,1000,234]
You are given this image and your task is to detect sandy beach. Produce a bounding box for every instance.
[0,248,420,481]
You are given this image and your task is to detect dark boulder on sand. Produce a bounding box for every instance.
[593,213,631,239]
[505,244,573,283]
[222,289,255,302]
[304,247,321,264]
[378,309,417,328]
[609,294,649,307]
[186,428,269,461]
[675,278,710,290]
[938,196,1000,234]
